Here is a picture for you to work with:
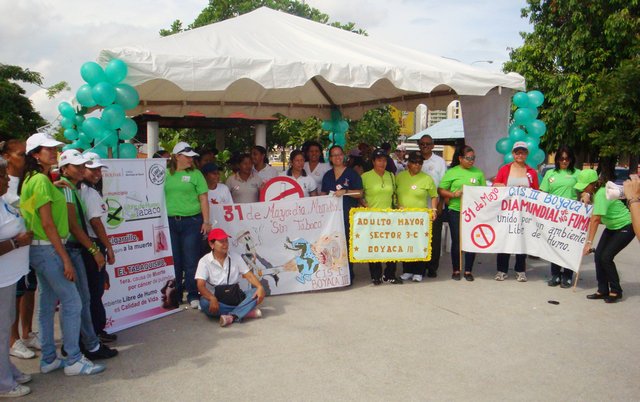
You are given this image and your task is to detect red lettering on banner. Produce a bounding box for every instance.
[108,230,144,245]
[114,256,174,278]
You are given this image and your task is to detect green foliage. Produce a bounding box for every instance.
[272,115,326,149]
[0,64,49,139]
[503,0,640,160]
[346,106,400,150]
[160,0,366,36]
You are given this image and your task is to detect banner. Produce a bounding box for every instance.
[210,195,350,294]
[101,159,179,333]
[349,208,433,262]
[460,186,592,271]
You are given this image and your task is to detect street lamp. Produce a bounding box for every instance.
[471,60,494,65]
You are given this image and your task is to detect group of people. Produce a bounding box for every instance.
[1,134,119,398]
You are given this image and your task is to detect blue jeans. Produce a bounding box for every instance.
[199,288,258,321]
[66,246,100,351]
[169,215,203,303]
[30,245,83,365]
[448,209,477,272]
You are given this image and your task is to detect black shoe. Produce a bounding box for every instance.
[547,275,560,287]
[98,331,118,343]
[426,270,437,278]
[560,278,572,289]
[85,343,118,360]
[464,273,474,282]
[451,272,461,281]
[586,292,608,300]
[382,276,403,284]
[372,278,382,286]
[604,293,622,303]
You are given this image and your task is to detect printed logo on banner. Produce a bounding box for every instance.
[106,198,124,229]
[470,224,495,249]
[148,164,166,185]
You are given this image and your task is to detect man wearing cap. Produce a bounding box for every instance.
[195,228,266,327]
[201,163,232,206]
[418,134,447,277]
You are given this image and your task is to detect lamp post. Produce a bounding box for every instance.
[471,60,494,65]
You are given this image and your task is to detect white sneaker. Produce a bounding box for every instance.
[24,332,41,350]
[190,300,200,309]
[400,273,413,281]
[412,274,423,282]
[219,315,234,327]
[10,340,35,359]
[14,372,31,384]
[494,272,508,281]
[64,356,106,376]
[245,308,262,319]
[516,272,528,282]
[0,384,30,398]
[40,357,63,374]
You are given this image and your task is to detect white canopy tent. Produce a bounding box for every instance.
[97,6,525,174]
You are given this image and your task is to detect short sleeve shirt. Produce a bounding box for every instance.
[439,166,486,212]
[304,162,331,190]
[20,173,69,240]
[361,170,395,209]
[280,172,317,197]
[226,173,263,204]
[0,198,29,287]
[207,184,233,205]
[79,183,107,238]
[321,167,363,213]
[395,170,437,209]
[195,252,250,294]
[593,188,631,230]
[421,154,447,187]
[164,169,208,216]
[59,177,87,243]
[540,169,580,200]
[2,175,20,208]
[254,165,279,182]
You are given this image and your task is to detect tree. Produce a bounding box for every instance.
[503,0,640,170]
[346,106,400,150]
[0,64,69,139]
[160,0,366,37]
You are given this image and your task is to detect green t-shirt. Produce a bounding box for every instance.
[58,177,87,242]
[395,170,437,209]
[540,168,580,200]
[164,169,208,216]
[439,166,486,211]
[593,188,631,230]
[361,170,395,209]
[19,173,69,240]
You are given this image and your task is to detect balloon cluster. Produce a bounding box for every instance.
[58,59,140,159]
[495,90,547,166]
[322,109,348,150]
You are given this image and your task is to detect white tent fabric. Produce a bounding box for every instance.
[408,118,465,141]
[97,7,524,121]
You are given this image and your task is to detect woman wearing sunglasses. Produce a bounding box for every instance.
[438,146,486,281]
[540,146,580,288]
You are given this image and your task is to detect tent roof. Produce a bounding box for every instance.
[408,118,465,141]
[98,7,525,119]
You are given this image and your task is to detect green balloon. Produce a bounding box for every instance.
[118,143,138,159]
[495,137,513,154]
[80,62,106,86]
[114,84,140,110]
[102,104,126,129]
[512,92,530,108]
[527,90,545,107]
[76,84,97,107]
[105,59,128,85]
[64,129,79,141]
[118,118,138,140]
[92,82,116,107]
[503,153,514,164]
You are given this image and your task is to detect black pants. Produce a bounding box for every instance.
[594,224,634,295]
[497,253,526,273]
[448,209,477,273]
[403,261,426,276]
[550,263,573,280]
[425,212,443,274]
[369,262,397,280]
[81,239,108,334]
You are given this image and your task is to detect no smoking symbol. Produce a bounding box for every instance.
[471,224,495,249]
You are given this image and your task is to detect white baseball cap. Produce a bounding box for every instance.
[512,141,529,152]
[83,152,107,168]
[26,132,64,154]
[58,150,89,167]
[172,142,199,157]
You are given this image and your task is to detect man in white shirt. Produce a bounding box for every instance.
[195,228,266,327]
[419,135,447,277]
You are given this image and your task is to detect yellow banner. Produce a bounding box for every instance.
[390,106,415,135]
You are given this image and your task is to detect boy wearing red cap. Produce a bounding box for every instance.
[195,228,266,327]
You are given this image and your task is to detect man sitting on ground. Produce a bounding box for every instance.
[196,228,266,327]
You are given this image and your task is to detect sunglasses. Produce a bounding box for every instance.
[179,147,194,153]
[418,142,433,147]
[462,156,476,161]
[557,157,570,161]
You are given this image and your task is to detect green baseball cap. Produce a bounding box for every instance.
[574,169,598,191]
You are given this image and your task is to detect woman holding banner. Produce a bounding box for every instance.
[577,169,634,303]
[361,148,402,285]
[439,146,486,281]
[540,146,580,288]
[320,145,363,283]
[281,150,317,197]
[492,142,539,282]
[396,151,438,282]
[165,142,210,309]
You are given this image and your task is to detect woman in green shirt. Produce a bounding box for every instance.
[438,146,486,281]
[577,169,634,303]
[165,142,211,309]
[540,146,580,288]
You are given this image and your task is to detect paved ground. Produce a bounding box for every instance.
[12,229,640,401]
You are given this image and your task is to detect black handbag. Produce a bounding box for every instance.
[214,257,245,306]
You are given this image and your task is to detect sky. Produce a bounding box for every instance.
[0,0,531,125]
